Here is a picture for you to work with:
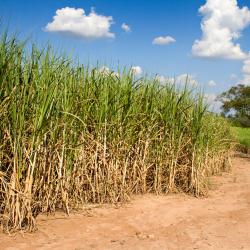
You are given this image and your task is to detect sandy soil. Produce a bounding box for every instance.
[1,157,250,250]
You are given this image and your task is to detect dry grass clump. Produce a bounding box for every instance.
[0,33,234,232]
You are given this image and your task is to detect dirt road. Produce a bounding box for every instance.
[1,157,250,250]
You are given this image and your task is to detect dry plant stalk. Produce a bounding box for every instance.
[0,33,234,232]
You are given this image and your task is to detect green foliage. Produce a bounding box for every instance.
[232,127,250,148]
[0,33,234,232]
[219,84,250,127]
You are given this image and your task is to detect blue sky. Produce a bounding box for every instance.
[1,0,250,105]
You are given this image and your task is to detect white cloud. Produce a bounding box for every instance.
[131,66,142,76]
[239,74,250,85]
[98,66,119,77]
[121,23,131,32]
[156,75,167,83]
[152,36,176,45]
[192,0,250,59]
[238,55,250,85]
[208,80,217,87]
[155,75,174,84]
[45,7,115,40]
[230,73,238,80]
[156,74,198,86]
[176,74,198,86]
[99,66,111,74]
[204,93,217,104]
[204,93,222,112]
[242,57,250,74]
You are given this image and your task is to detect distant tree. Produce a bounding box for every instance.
[218,84,250,127]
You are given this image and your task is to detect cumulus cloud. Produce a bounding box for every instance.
[204,93,217,103]
[238,56,250,85]
[230,73,238,80]
[242,56,250,74]
[239,74,250,85]
[45,7,115,40]
[121,23,131,32]
[155,75,175,84]
[99,66,111,74]
[98,66,119,77]
[152,36,176,45]
[175,74,198,86]
[131,66,142,76]
[204,93,222,113]
[208,80,217,87]
[156,75,168,83]
[156,74,198,86]
[192,0,250,59]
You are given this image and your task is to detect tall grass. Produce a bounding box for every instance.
[232,127,250,152]
[0,33,233,232]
